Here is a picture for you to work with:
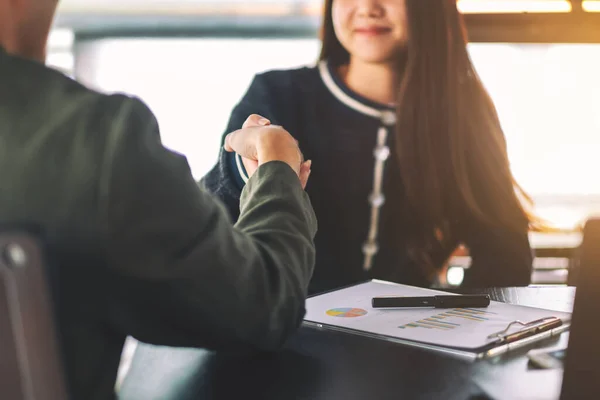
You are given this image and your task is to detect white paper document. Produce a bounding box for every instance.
[304,280,571,350]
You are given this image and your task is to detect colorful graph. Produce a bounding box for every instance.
[326,308,368,318]
[398,308,496,330]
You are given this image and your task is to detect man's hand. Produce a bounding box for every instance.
[224,114,312,189]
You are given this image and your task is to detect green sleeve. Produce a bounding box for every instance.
[100,96,316,351]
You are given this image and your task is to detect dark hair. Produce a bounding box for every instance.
[319,0,541,277]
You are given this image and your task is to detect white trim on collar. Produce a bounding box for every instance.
[318,61,391,120]
[236,153,249,184]
[318,60,397,272]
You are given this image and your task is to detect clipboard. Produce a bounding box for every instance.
[302,280,571,361]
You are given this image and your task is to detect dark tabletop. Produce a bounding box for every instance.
[118,286,575,400]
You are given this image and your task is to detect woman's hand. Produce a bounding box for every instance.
[225,114,312,189]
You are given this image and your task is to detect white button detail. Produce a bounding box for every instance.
[374,145,390,161]
[3,244,27,268]
[369,193,385,207]
[381,110,396,126]
[362,241,379,256]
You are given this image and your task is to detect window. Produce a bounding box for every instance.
[47,29,75,76]
[75,38,320,179]
[468,43,600,228]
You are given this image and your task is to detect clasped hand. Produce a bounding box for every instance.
[224,114,311,188]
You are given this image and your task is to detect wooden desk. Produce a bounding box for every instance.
[118,287,575,400]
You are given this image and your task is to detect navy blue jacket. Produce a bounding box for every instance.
[203,61,533,294]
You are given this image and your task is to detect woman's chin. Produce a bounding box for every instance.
[351,52,403,66]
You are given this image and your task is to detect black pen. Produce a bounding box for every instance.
[371,294,491,309]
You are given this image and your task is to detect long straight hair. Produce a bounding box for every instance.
[319,0,540,275]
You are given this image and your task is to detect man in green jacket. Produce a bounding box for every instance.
[0,1,317,399]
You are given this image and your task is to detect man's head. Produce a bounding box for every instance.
[0,0,60,62]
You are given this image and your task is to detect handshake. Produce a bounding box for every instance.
[224,114,312,189]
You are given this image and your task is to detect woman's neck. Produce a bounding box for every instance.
[339,59,401,106]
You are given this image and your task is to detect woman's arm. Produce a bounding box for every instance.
[201,74,284,221]
[460,219,533,288]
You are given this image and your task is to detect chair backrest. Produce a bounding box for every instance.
[560,218,600,399]
[0,230,68,400]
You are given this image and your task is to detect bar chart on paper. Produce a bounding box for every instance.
[304,280,571,350]
[398,308,496,330]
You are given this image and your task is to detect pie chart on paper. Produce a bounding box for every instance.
[326,307,368,318]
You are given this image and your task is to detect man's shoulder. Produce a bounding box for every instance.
[1,52,152,129]
[0,54,158,186]
[3,52,99,104]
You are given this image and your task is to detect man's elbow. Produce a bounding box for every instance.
[243,296,307,353]
[229,239,315,352]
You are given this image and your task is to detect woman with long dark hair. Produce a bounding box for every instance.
[203,0,535,294]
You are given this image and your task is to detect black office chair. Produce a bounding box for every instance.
[560,217,600,399]
[0,230,68,400]
[566,219,597,286]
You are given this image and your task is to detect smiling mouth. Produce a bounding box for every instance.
[354,27,392,36]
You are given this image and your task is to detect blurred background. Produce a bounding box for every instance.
[48,0,600,286]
